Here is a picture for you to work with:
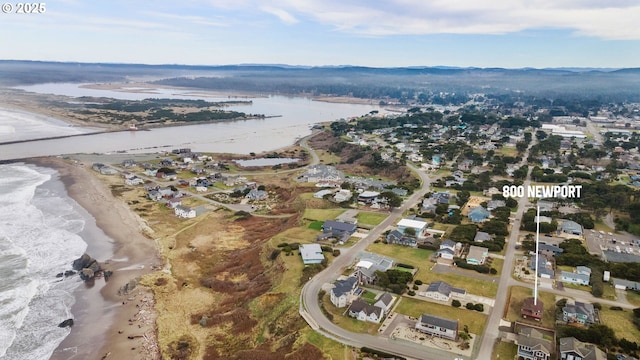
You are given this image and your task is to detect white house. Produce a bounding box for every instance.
[415,314,458,340]
[374,292,394,314]
[174,205,196,218]
[397,218,428,238]
[299,244,325,265]
[330,277,358,308]
[347,299,384,323]
[125,177,143,186]
[561,271,590,286]
[422,281,466,302]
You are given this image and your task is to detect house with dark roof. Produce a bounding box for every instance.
[559,337,606,360]
[521,297,544,321]
[422,281,466,302]
[517,327,552,360]
[330,277,358,308]
[563,301,597,326]
[468,206,491,223]
[530,256,555,278]
[487,200,506,211]
[318,220,357,242]
[436,239,459,260]
[374,292,394,314]
[347,299,384,323]
[415,314,458,340]
[539,243,564,257]
[386,230,418,247]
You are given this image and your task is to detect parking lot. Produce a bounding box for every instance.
[584,229,640,261]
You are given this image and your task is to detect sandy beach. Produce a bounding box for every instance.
[27,157,161,360]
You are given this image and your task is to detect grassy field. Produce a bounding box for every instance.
[394,297,487,334]
[492,340,518,360]
[625,290,640,306]
[593,220,614,232]
[361,290,377,304]
[366,243,433,268]
[505,286,556,329]
[303,208,346,221]
[602,283,617,301]
[357,211,388,226]
[599,307,640,343]
[304,329,350,360]
[271,226,321,245]
[489,257,504,276]
[315,149,342,165]
[499,146,518,157]
[308,221,324,230]
[322,294,379,334]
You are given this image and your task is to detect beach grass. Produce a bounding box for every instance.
[271,226,321,245]
[394,296,487,334]
[304,329,350,359]
[625,290,640,306]
[598,307,640,343]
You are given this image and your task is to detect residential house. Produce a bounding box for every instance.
[122,159,136,168]
[99,166,118,175]
[374,292,394,314]
[299,244,325,265]
[357,191,380,205]
[466,245,489,265]
[563,301,597,326]
[298,165,344,183]
[397,218,428,238]
[347,299,384,323]
[539,243,564,257]
[147,190,162,201]
[422,281,466,302]
[415,314,458,341]
[386,230,417,247]
[144,169,158,177]
[330,277,358,308]
[437,239,459,260]
[313,189,334,199]
[391,188,408,197]
[486,200,506,211]
[166,197,182,209]
[474,231,492,243]
[468,206,491,223]
[125,176,143,186]
[333,189,352,203]
[559,337,607,360]
[521,297,544,322]
[318,221,357,242]
[245,189,268,201]
[174,205,196,219]
[530,256,555,278]
[517,327,552,360]
[354,252,394,285]
[561,268,591,286]
[612,278,640,291]
[91,163,105,172]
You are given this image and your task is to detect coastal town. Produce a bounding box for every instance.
[58,96,640,360]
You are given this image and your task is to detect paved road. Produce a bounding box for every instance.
[300,163,466,360]
[475,146,535,359]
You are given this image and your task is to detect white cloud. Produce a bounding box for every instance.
[261,6,299,25]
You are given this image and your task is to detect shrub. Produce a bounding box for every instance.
[407,290,416,296]
[412,285,419,290]
[332,249,341,257]
[633,308,640,318]
[452,300,461,308]
[269,249,281,260]
[474,303,484,312]
[396,263,415,269]
[490,268,497,275]
[610,306,624,311]
[320,245,333,252]
[466,302,474,310]
[414,280,423,285]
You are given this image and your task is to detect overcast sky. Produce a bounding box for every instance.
[2,0,639,68]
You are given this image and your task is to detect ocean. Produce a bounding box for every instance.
[0,163,88,360]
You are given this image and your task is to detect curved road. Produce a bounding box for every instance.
[300,163,464,360]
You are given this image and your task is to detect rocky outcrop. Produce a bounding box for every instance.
[118,277,140,296]
[58,319,74,328]
[72,253,103,282]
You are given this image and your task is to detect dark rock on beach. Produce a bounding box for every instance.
[72,253,103,282]
[58,319,74,328]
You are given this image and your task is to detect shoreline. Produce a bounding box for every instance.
[27,157,161,360]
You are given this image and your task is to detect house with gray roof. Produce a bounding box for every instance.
[559,337,606,360]
[487,200,506,211]
[299,244,325,265]
[530,256,555,278]
[318,220,357,242]
[415,314,458,340]
[561,220,583,236]
[517,327,552,360]
[561,271,590,286]
[347,299,384,323]
[563,301,598,326]
[330,276,358,308]
[422,281,466,302]
[474,231,492,243]
[468,206,491,223]
[539,243,564,257]
[612,278,640,291]
[386,230,418,247]
[374,292,394,313]
[354,252,394,285]
[467,245,489,265]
